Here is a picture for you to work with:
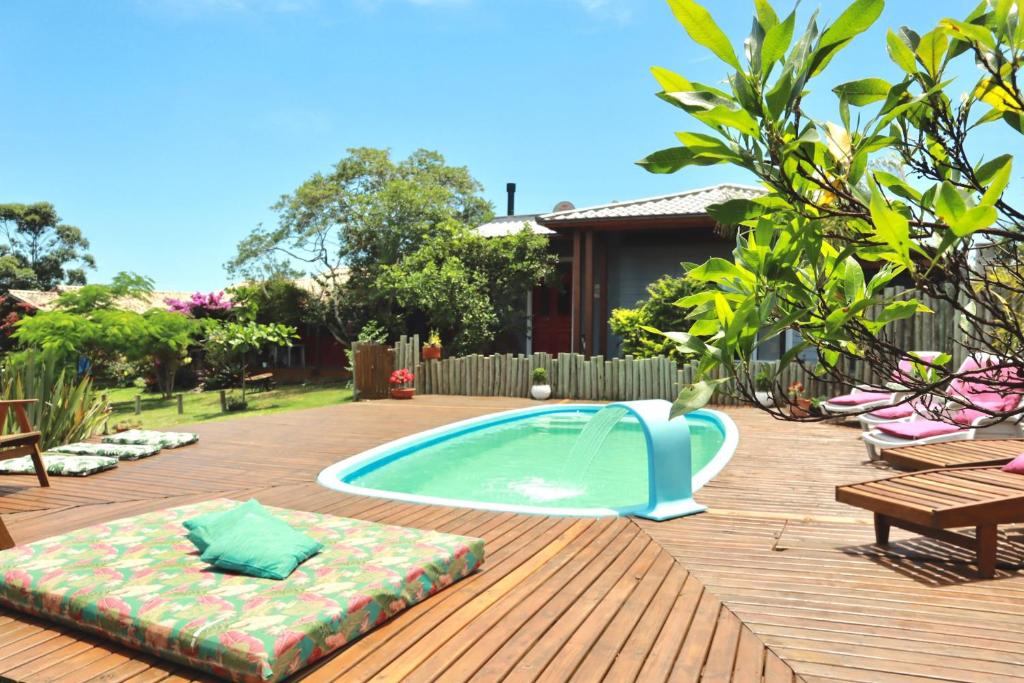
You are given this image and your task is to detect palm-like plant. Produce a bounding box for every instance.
[1,355,109,449]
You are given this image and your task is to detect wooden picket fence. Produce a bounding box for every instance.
[384,335,806,405]
[374,287,965,406]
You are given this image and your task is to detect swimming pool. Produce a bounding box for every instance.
[317,403,738,519]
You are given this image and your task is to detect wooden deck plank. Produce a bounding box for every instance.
[12,398,1024,681]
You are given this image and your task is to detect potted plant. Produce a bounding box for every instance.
[389,368,416,399]
[809,396,828,417]
[530,367,552,400]
[753,365,774,407]
[788,381,812,417]
[422,330,442,361]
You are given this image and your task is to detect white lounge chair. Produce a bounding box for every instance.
[856,354,998,430]
[861,356,1024,460]
[822,351,944,417]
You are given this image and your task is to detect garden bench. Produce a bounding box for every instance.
[245,372,274,392]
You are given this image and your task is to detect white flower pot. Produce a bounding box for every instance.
[530,384,552,400]
[754,391,774,408]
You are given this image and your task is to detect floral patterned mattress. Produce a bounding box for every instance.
[0,499,485,682]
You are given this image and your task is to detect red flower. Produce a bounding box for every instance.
[389,368,415,385]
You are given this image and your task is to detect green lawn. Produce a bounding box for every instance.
[102,382,353,430]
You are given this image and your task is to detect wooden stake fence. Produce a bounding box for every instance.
[370,292,963,406]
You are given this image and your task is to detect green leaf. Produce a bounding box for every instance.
[916,28,949,77]
[951,205,996,236]
[753,0,779,31]
[874,300,927,325]
[935,181,966,224]
[869,184,912,267]
[842,257,865,301]
[832,77,892,106]
[665,90,737,111]
[637,147,693,173]
[873,170,921,201]
[693,106,760,136]
[706,198,764,224]
[761,11,795,74]
[674,131,740,162]
[688,258,756,286]
[819,0,884,48]
[650,66,691,93]
[886,28,917,72]
[764,67,794,118]
[979,155,1012,205]
[670,379,724,418]
[714,292,734,325]
[668,0,741,70]
[939,18,996,49]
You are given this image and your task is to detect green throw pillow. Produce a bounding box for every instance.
[183,498,264,553]
[199,510,323,580]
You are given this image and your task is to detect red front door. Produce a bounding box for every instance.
[532,262,572,354]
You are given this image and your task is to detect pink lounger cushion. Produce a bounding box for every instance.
[876,420,961,440]
[827,391,893,406]
[869,403,918,420]
[1002,454,1024,474]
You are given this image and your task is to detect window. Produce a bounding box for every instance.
[272,345,306,368]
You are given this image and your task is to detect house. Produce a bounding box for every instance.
[475,182,763,358]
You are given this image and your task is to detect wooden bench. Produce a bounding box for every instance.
[245,372,274,393]
[836,466,1024,578]
[882,439,1024,471]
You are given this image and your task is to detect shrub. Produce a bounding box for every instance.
[609,275,696,363]
[532,367,548,385]
[224,392,248,412]
[2,355,109,449]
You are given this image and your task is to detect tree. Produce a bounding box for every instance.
[226,148,494,342]
[228,279,310,328]
[642,0,1024,421]
[138,310,199,398]
[203,321,298,401]
[0,203,95,290]
[609,274,697,363]
[377,226,555,354]
[12,273,203,397]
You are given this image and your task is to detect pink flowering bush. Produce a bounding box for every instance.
[165,291,233,318]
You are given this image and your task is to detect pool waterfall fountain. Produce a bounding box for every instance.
[559,400,705,521]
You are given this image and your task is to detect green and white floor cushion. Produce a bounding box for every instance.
[0,453,118,477]
[49,442,162,460]
[0,499,485,683]
[101,430,199,449]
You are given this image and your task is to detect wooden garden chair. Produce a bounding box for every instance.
[0,516,12,550]
[837,466,1024,578]
[0,399,49,489]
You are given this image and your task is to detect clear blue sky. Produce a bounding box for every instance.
[0,0,984,290]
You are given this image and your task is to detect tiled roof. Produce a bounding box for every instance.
[475,214,554,237]
[7,287,200,313]
[537,183,764,224]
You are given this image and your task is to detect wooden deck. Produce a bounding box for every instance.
[881,438,1024,471]
[1,398,1023,682]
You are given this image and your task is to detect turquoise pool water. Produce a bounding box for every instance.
[343,409,727,511]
